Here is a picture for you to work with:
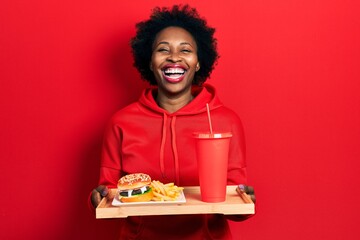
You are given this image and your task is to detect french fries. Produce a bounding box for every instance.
[150,180,184,201]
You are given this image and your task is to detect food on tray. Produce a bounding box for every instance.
[117,173,184,203]
[118,173,154,203]
[151,180,184,201]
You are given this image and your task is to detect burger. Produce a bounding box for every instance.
[117,173,154,203]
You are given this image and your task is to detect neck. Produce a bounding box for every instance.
[156,91,193,113]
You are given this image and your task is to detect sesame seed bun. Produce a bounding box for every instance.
[117,173,152,191]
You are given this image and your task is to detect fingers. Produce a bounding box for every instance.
[239,184,256,204]
[91,189,101,208]
[249,194,256,203]
[244,185,254,195]
[239,184,254,194]
[96,185,109,197]
[91,185,109,208]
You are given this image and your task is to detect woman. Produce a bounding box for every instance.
[91,5,255,239]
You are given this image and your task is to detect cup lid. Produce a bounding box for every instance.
[193,132,233,139]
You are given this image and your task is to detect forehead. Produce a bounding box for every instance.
[154,26,197,46]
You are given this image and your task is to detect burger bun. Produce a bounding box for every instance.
[118,173,152,190]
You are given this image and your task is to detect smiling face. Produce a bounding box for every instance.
[150,26,200,99]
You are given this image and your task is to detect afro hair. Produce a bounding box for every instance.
[130,4,219,85]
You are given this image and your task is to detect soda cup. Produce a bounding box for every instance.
[193,132,232,202]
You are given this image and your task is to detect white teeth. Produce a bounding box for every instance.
[164,68,185,74]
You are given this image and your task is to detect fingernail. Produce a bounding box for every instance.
[101,189,108,197]
[238,184,245,191]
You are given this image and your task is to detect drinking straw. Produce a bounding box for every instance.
[206,103,213,134]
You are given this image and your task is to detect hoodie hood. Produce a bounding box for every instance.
[137,84,223,184]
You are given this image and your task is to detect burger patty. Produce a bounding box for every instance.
[119,186,150,197]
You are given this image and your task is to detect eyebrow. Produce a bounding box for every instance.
[154,41,193,47]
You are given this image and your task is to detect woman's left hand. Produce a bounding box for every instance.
[226,184,256,221]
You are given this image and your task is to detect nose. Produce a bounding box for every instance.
[167,51,182,62]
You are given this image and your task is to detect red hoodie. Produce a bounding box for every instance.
[96,84,248,239]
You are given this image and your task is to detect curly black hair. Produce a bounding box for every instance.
[130,4,219,86]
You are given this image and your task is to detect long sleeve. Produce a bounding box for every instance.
[98,119,123,187]
[88,120,122,212]
[228,113,247,185]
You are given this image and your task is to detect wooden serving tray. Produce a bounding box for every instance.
[96,185,255,219]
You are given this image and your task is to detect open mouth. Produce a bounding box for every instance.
[162,67,186,82]
[163,68,186,78]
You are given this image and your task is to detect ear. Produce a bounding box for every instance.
[196,62,200,71]
[149,62,153,71]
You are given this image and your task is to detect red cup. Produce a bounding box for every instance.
[193,132,232,202]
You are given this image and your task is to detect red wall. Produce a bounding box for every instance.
[1,1,359,239]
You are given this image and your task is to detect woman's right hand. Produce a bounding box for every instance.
[91,185,109,208]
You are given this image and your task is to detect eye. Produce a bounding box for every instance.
[181,49,191,53]
[157,48,169,53]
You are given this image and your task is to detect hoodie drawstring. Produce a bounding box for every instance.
[159,113,167,178]
[171,116,180,185]
[159,113,180,185]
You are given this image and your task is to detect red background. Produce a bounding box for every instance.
[1,0,360,239]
